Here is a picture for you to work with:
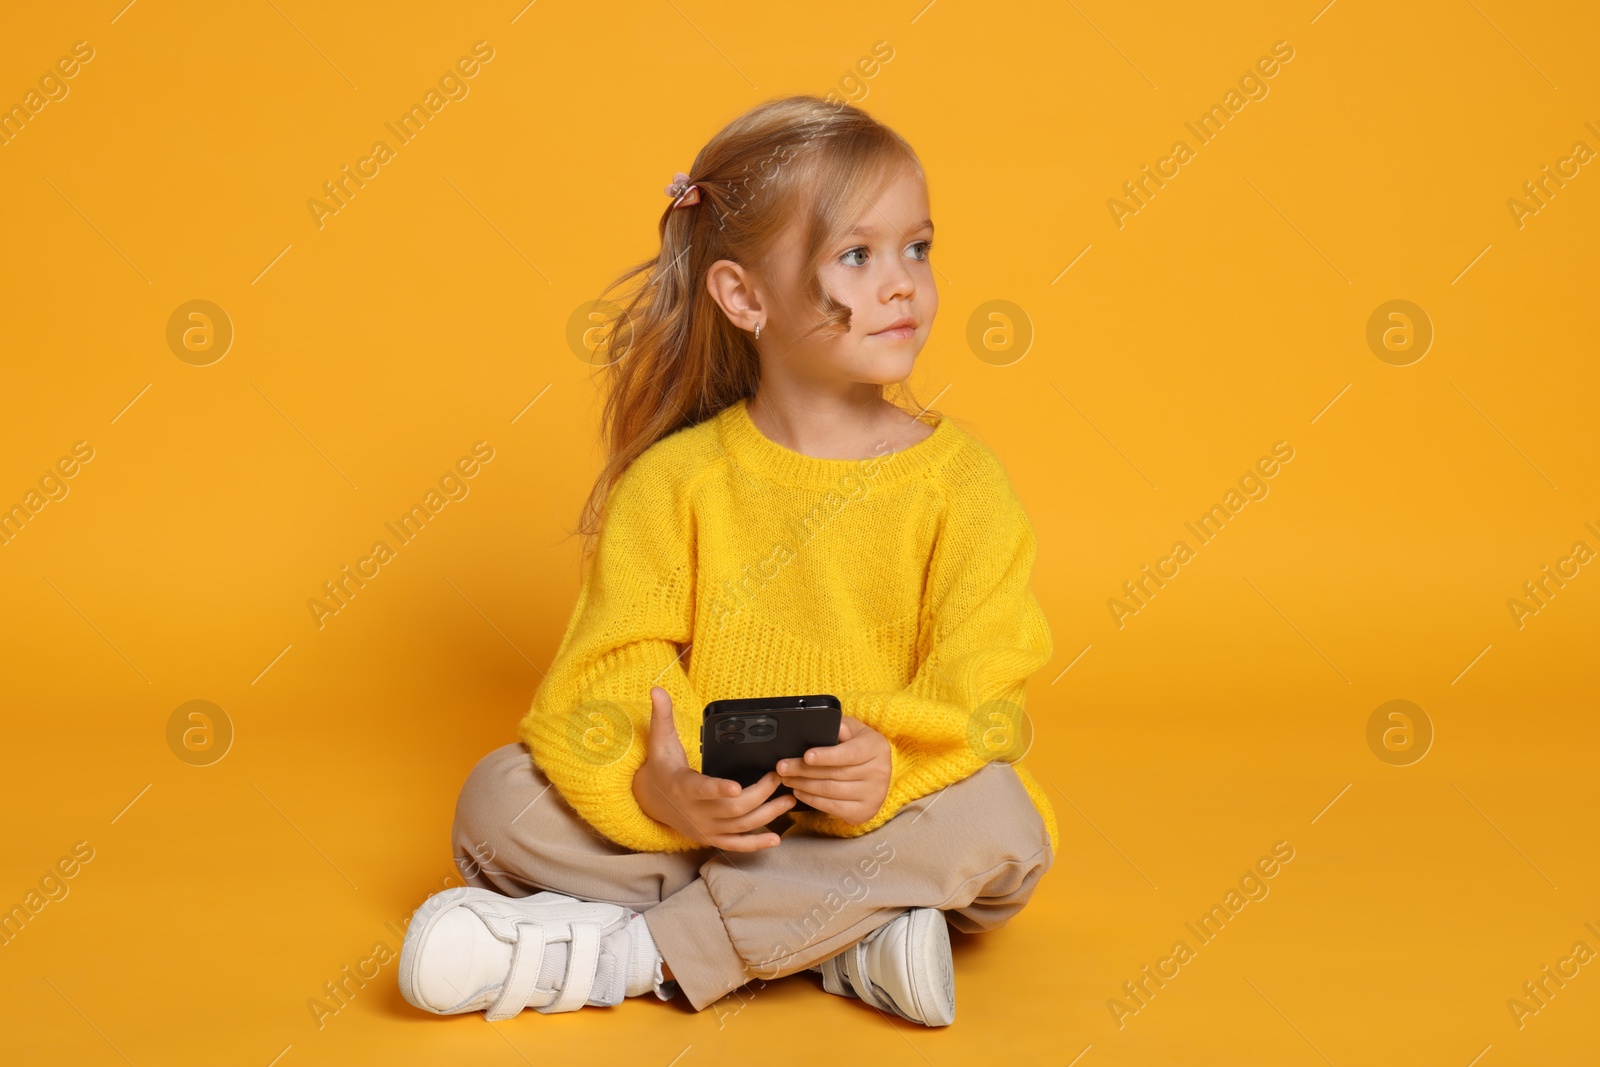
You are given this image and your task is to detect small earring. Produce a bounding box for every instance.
[755,322,762,341]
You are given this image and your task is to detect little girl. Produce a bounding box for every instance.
[398,94,1057,1027]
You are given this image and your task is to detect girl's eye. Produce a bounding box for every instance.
[841,241,932,267]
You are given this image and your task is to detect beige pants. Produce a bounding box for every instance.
[451,743,1054,1012]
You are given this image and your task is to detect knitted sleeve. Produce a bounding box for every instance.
[516,448,709,854]
[801,452,1054,839]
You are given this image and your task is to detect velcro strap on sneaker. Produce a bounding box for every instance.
[537,921,601,1013]
[486,920,551,1021]
[841,941,894,1014]
[819,954,852,998]
[462,897,523,945]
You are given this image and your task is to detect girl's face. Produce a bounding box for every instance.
[761,162,937,389]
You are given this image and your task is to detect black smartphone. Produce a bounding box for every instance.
[700,695,842,812]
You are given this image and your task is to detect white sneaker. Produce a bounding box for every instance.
[810,907,956,1026]
[398,886,665,1019]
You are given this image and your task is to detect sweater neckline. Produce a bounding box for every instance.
[716,396,960,490]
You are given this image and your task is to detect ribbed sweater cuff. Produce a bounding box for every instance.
[525,743,706,854]
[838,690,968,751]
[601,789,710,854]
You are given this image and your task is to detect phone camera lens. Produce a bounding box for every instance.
[749,723,775,736]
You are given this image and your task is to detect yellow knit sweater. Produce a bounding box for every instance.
[518,396,1057,855]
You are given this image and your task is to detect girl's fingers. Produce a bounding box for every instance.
[691,772,783,823]
[691,773,738,800]
[708,830,783,852]
[798,737,869,767]
[782,777,860,799]
[777,766,876,785]
[775,755,874,779]
[714,770,781,816]
[722,793,796,832]
[647,687,688,766]
[789,789,843,819]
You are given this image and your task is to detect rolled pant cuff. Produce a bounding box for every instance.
[642,878,751,1011]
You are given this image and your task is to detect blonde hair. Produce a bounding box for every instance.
[575,94,935,555]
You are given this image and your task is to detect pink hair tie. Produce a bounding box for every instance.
[665,170,701,209]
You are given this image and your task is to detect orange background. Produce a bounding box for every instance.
[2,1,1597,1064]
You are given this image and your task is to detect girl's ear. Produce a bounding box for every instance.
[705,256,763,332]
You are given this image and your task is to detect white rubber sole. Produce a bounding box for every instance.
[900,907,956,1027]
[818,907,957,1026]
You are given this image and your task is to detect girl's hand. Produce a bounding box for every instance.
[776,714,892,825]
[631,686,794,852]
